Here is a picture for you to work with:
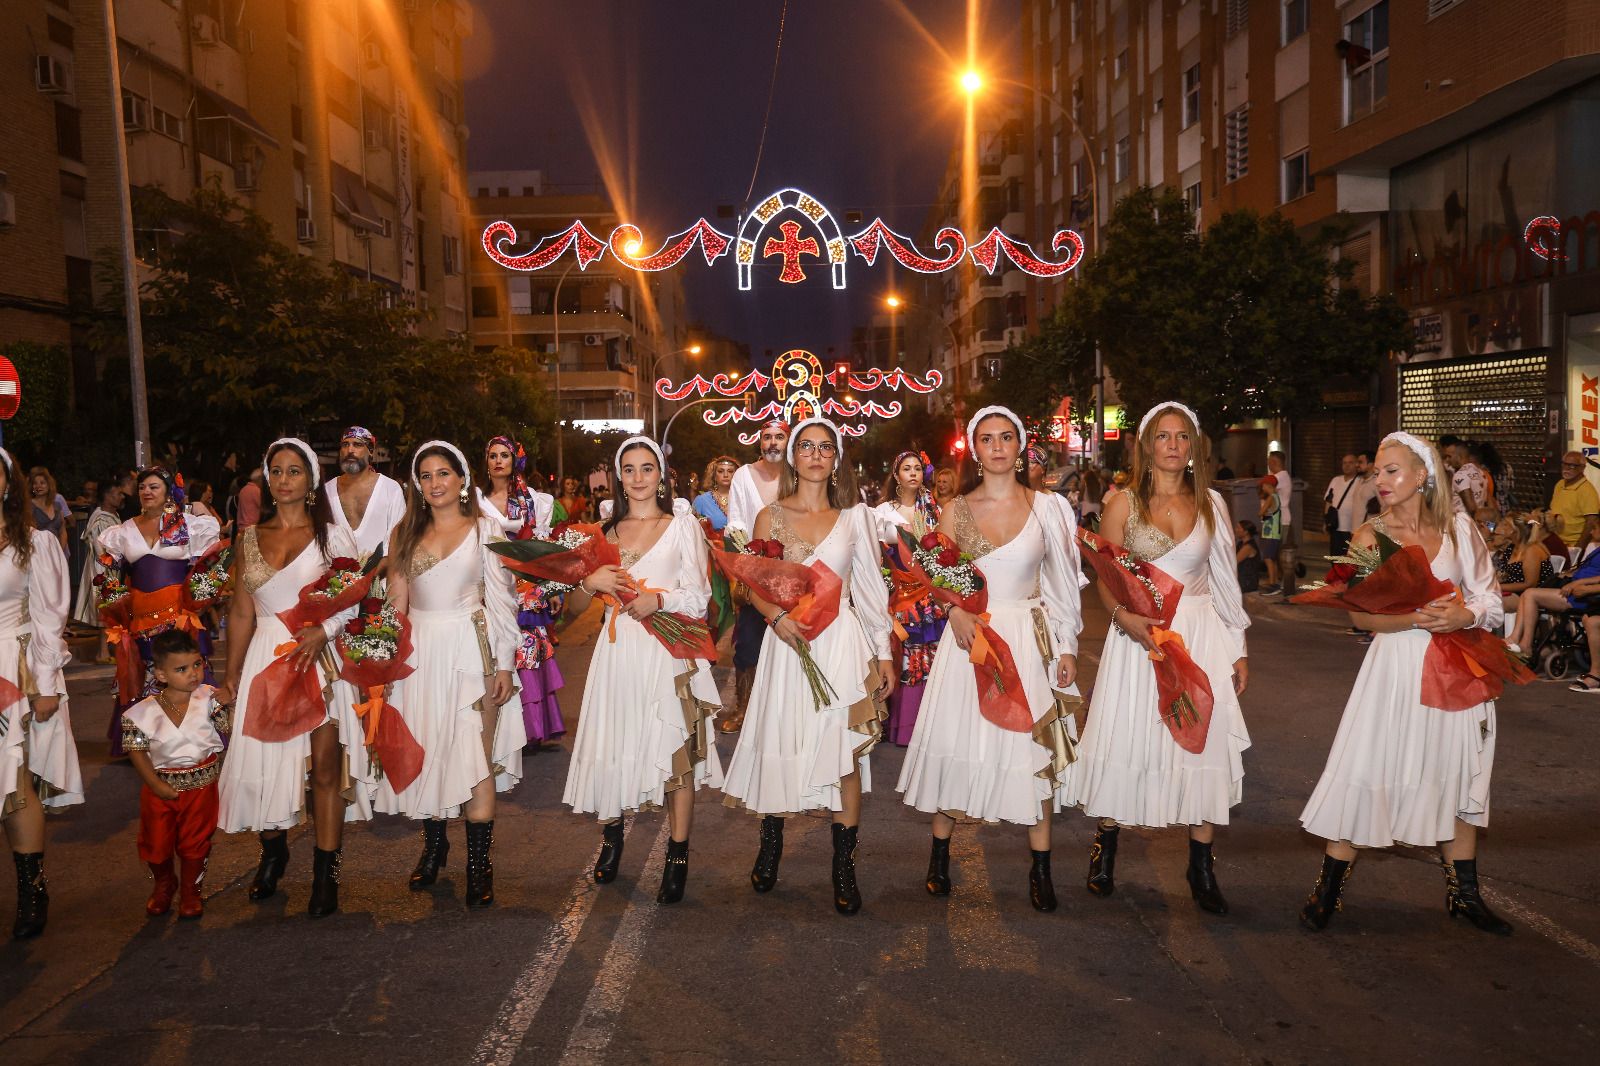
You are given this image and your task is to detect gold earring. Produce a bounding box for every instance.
[1014,457,1024,473]
[306,489,317,506]
[459,486,469,502]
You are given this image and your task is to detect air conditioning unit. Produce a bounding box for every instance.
[0,190,16,229]
[364,126,384,150]
[296,217,317,243]
[192,15,220,45]
[34,55,70,93]
[233,161,259,190]
[123,95,150,132]
[362,41,383,65]
[583,333,602,347]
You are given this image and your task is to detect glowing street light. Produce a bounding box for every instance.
[959,69,984,95]
[885,294,902,309]
[623,238,644,257]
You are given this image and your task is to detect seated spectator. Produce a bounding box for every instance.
[1548,452,1598,548]
[1510,515,1600,668]
[1258,477,1283,594]
[1535,510,1571,561]
[1499,513,1555,654]
[1235,519,1264,593]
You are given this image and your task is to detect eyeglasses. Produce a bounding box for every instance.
[794,440,838,457]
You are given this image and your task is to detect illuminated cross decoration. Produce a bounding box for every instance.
[763,220,821,284]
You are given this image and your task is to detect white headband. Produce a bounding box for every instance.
[0,448,12,474]
[615,435,666,473]
[261,437,321,490]
[1381,431,1439,486]
[786,416,845,465]
[1138,401,1202,437]
[411,440,472,491]
[966,405,1027,453]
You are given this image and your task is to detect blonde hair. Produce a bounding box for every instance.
[779,421,857,510]
[1377,438,1455,542]
[702,454,738,493]
[1131,404,1215,534]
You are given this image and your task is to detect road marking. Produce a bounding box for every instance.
[1485,888,1600,969]
[471,850,610,1066]
[557,820,671,1065]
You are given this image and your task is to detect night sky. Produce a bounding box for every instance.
[464,0,1023,368]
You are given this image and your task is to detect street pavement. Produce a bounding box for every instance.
[3,583,1599,1065]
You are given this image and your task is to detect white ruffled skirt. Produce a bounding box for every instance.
[897,598,1079,826]
[1062,593,1250,828]
[1299,629,1493,848]
[0,633,83,813]
[562,610,722,822]
[217,614,377,832]
[374,605,526,820]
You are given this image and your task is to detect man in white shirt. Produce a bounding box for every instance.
[721,420,789,733]
[1444,439,1489,513]
[1266,451,1297,594]
[1324,453,1362,557]
[324,427,408,559]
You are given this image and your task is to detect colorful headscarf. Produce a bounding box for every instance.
[138,465,189,547]
[341,426,377,449]
[890,450,940,529]
[486,435,534,529]
[1025,445,1050,471]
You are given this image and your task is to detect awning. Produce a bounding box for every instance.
[193,85,280,149]
[329,163,387,231]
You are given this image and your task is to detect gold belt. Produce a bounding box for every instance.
[155,757,221,792]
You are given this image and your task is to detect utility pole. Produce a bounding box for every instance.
[103,0,150,466]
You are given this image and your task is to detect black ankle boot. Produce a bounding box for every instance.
[1186,838,1229,915]
[750,815,784,893]
[1299,854,1353,931]
[1030,850,1058,912]
[926,836,952,896]
[464,821,495,908]
[248,832,290,902]
[12,852,48,940]
[831,823,862,916]
[657,838,689,905]
[308,847,341,918]
[409,819,449,890]
[1086,824,1119,897]
[1441,857,1512,936]
[594,819,625,884]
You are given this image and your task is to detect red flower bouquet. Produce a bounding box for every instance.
[1076,527,1215,753]
[244,550,385,743]
[490,524,716,660]
[184,543,234,612]
[887,528,1031,733]
[335,596,425,793]
[710,538,844,709]
[1291,534,1533,710]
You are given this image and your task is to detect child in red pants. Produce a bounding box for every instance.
[122,629,228,919]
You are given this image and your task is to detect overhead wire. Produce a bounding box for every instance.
[742,0,789,207]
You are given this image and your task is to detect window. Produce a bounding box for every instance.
[1282,0,1308,44]
[1343,1,1389,124]
[471,285,499,318]
[1051,130,1061,176]
[54,102,82,162]
[509,276,532,315]
[1225,105,1249,182]
[441,234,461,275]
[1225,0,1249,39]
[1071,159,1087,196]
[1182,65,1201,129]
[1184,182,1203,229]
[1114,137,1130,183]
[1281,150,1313,202]
[152,106,185,142]
[1071,79,1083,124]
[1070,0,1081,42]
[1113,49,1128,79]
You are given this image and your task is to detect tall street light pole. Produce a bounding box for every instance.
[103,0,150,466]
[550,261,578,486]
[963,70,1105,460]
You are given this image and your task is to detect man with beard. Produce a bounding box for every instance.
[324,426,407,558]
[720,419,790,733]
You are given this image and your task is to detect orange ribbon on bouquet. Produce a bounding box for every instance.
[601,576,718,661]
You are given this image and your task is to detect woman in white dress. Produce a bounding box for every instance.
[721,417,895,915]
[214,439,374,917]
[1062,403,1250,915]
[377,441,524,908]
[562,436,721,904]
[477,435,565,753]
[0,448,81,940]
[872,451,946,748]
[100,468,223,759]
[897,408,1084,912]
[1298,433,1511,935]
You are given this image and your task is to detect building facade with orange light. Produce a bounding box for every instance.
[1021,0,1600,508]
[2,0,477,413]
[467,172,690,428]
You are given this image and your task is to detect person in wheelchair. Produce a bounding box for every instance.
[1497,513,1556,656]
[1511,514,1600,687]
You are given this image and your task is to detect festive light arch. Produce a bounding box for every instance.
[736,188,849,290]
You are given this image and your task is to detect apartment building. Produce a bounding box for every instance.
[1021,0,1600,503]
[1,0,476,408]
[468,172,690,427]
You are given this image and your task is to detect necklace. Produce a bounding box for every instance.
[155,689,186,727]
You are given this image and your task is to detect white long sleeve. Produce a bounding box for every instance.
[1034,493,1085,657]
[186,515,222,558]
[24,531,72,697]
[1456,513,1504,631]
[846,505,892,660]
[532,492,556,538]
[1205,489,1252,656]
[318,527,366,644]
[725,465,765,538]
[658,513,712,618]
[479,519,520,670]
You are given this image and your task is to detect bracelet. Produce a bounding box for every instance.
[1110,605,1125,632]
[768,609,788,628]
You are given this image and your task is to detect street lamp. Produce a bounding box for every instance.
[961,68,1105,461]
[644,344,703,439]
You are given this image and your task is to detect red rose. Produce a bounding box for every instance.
[344,618,365,635]
[763,540,784,558]
[360,597,383,614]
[1325,563,1357,585]
[93,575,105,587]
[936,547,960,567]
[330,557,359,571]
[919,532,941,551]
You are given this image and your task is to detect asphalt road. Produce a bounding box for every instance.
[3,588,1598,1065]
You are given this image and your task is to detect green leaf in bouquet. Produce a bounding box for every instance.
[361,544,386,577]
[486,539,577,563]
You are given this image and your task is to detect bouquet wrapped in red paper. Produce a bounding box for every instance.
[95,562,147,707]
[1075,527,1215,754]
[335,596,425,793]
[184,542,233,612]
[489,523,716,661]
[243,549,384,742]
[1291,533,1533,710]
[885,528,1031,733]
[711,538,843,710]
